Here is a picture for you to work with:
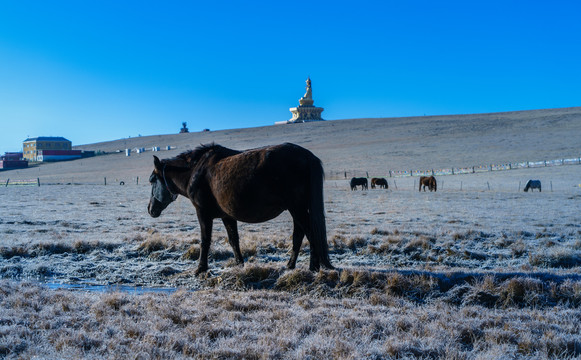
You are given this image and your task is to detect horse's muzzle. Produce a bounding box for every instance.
[147,202,161,218]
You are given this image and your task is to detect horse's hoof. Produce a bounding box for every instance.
[194,266,208,276]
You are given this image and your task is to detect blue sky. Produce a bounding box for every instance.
[1,1,580,154]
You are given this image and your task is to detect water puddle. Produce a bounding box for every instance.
[42,281,183,294]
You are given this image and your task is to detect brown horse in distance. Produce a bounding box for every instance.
[371,178,388,189]
[419,176,437,192]
[147,143,334,274]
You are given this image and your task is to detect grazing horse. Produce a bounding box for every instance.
[524,180,541,192]
[350,177,368,190]
[147,143,334,274]
[371,177,388,189]
[419,176,437,192]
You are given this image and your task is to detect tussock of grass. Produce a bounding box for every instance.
[346,236,367,250]
[103,292,130,310]
[210,248,233,261]
[370,227,391,236]
[73,240,119,253]
[0,246,29,259]
[404,237,433,253]
[137,235,168,254]
[462,249,488,260]
[510,239,527,257]
[329,234,369,253]
[34,242,73,255]
[181,245,200,260]
[276,269,315,292]
[213,265,281,290]
[1,241,119,259]
[329,234,347,253]
[201,267,581,309]
[529,248,581,268]
[241,244,257,258]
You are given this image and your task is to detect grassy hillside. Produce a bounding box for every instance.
[4,106,581,183]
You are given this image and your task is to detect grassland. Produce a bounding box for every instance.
[1,107,581,358]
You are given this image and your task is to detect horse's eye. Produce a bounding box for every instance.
[149,174,156,184]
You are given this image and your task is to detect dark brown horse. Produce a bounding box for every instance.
[371,178,388,189]
[524,179,541,192]
[419,176,437,192]
[147,143,334,274]
[350,177,368,190]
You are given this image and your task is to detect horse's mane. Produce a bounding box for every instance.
[175,143,240,167]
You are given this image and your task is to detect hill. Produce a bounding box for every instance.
[4,106,581,183]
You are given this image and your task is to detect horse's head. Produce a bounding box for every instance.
[148,156,178,218]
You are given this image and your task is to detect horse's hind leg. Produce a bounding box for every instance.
[289,211,320,271]
[287,219,305,269]
[223,217,244,266]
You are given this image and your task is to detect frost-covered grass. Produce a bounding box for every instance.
[1,166,581,358]
[1,280,581,359]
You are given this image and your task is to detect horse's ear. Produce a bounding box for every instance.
[153,155,162,170]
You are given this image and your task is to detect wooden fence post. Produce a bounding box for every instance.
[37,178,40,187]
[104,177,107,186]
[5,179,9,187]
[136,176,139,185]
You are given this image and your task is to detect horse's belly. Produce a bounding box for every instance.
[225,204,284,223]
[236,211,283,224]
[210,172,290,222]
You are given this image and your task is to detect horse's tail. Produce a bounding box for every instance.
[432,177,437,191]
[309,157,334,270]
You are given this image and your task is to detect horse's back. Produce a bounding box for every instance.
[206,143,320,221]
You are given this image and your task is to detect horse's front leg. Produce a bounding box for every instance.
[222,217,243,266]
[195,212,213,275]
